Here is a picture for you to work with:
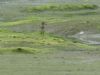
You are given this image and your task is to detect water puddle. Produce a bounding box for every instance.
[72,31,100,45]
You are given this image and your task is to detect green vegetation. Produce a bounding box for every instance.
[24,4,98,12]
[0,30,99,54]
[0,50,100,75]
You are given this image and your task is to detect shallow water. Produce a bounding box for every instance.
[73,32,100,45]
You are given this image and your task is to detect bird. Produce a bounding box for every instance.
[79,31,84,35]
